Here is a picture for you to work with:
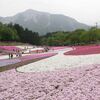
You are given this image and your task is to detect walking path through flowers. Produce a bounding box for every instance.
[17,47,100,72]
[0,52,57,67]
[1,46,100,100]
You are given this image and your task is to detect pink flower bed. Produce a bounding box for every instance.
[65,45,100,55]
[0,53,3,55]
[20,53,57,62]
[0,64,100,99]
[0,46,21,52]
[0,53,57,67]
[49,46,68,50]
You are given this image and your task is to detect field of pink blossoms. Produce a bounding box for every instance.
[65,45,100,55]
[0,46,100,99]
[0,46,21,52]
[0,64,100,100]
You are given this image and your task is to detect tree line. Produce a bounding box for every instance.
[41,27,100,46]
[0,22,40,45]
[0,22,100,46]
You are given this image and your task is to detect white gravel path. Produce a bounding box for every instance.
[17,47,100,72]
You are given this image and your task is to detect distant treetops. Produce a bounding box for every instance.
[41,27,100,46]
[0,22,100,46]
[0,22,40,45]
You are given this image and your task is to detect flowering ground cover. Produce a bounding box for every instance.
[65,45,100,55]
[20,53,57,62]
[0,46,21,52]
[0,59,21,67]
[0,64,100,100]
[0,52,57,67]
[49,46,68,50]
[0,52,5,55]
[1,46,100,99]
[17,47,100,72]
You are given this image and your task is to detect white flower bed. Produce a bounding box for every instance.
[17,47,100,72]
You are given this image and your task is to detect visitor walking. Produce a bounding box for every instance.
[16,50,19,57]
[11,53,13,59]
[8,53,11,59]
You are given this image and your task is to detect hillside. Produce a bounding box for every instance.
[0,9,89,35]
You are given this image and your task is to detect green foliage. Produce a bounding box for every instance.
[1,21,100,46]
[0,22,40,45]
[41,28,100,46]
[0,23,19,41]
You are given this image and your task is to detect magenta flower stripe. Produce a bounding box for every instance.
[65,45,100,55]
[0,46,21,51]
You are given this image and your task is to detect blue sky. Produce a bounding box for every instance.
[0,0,100,25]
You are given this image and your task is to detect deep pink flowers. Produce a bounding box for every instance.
[65,45,100,55]
[49,46,68,50]
[0,46,21,51]
[20,53,57,62]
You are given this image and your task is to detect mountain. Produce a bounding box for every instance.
[0,9,89,35]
